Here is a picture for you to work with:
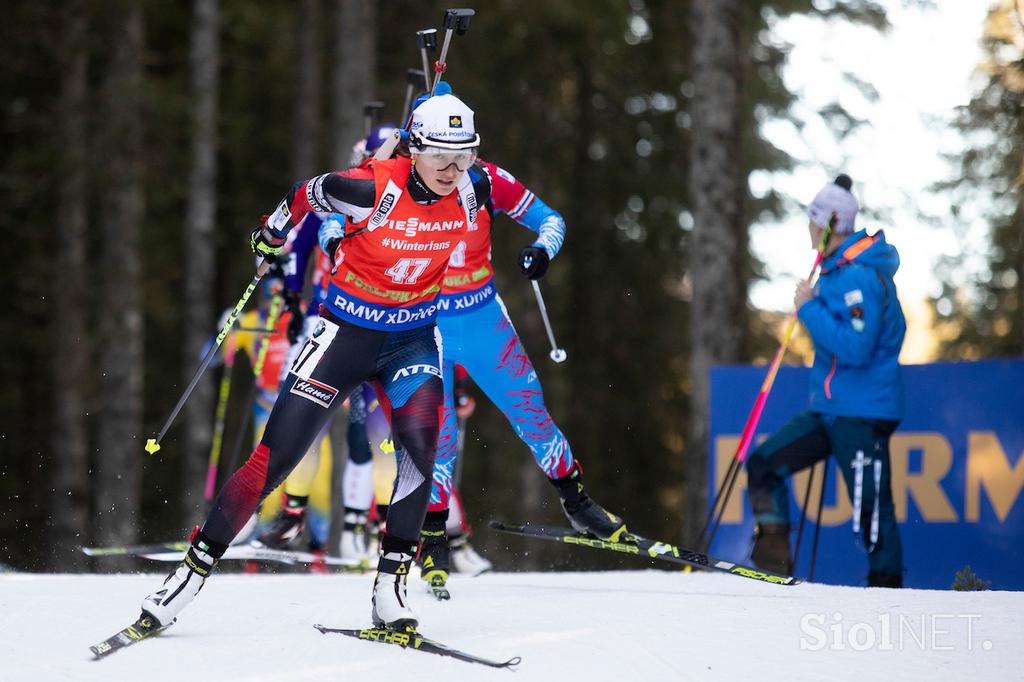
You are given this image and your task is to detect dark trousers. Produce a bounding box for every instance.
[745,410,903,577]
[201,316,443,550]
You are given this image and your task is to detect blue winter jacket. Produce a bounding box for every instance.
[797,229,906,420]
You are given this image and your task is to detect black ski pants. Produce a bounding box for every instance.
[200,314,444,553]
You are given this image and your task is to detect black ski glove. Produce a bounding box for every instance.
[250,215,286,262]
[518,246,550,280]
[282,289,305,344]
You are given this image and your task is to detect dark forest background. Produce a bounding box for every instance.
[0,0,1020,572]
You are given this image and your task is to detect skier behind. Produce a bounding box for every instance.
[222,267,297,458]
[745,174,906,588]
[136,91,490,631]
[214,266,306,547]
[416,156,628,595]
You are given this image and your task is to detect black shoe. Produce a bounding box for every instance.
[418,511,450,596]
[549,463,629,542]
[750,523,792,574]
[867,572,903,588]
[255,506,305,550]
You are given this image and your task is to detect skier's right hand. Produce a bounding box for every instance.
[250,216,286,262]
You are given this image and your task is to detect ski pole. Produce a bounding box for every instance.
[808,462,829,582]
[145,260,271,454]
[204,356,235,502]
[791,462,818,573]
[431,8,475,94]
[530,280,567,363]
[416,28,437,89]
[698,219,833,551]
[373,11,472,163]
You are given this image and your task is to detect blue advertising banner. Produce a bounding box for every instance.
[709,358,1024,590]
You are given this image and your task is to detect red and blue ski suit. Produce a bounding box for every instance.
[428,160,574,512]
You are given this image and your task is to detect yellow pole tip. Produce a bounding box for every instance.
[144,439,161,454]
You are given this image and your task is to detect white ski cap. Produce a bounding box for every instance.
[409,94,480,150]
[807,174,858,234]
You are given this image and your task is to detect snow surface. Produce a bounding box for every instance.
[2,570,1021,681]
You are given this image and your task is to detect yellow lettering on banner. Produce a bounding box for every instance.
[793,462,852,526]
[966,431,1024,522]
[890,433,958,522]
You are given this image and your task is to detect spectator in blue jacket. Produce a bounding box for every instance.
[746,174,906,588]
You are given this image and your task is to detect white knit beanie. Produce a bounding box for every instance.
[807,174,858,233]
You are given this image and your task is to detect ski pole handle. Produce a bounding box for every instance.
[416,29,437,90]
[431,9,474,94]
[531,280,567,363]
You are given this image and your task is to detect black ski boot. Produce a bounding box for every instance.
[750,522,792,575]
[255,495,307,550]
[549,462,629,542]
[418,510,451,600]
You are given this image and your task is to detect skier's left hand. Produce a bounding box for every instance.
[518,245,550,280]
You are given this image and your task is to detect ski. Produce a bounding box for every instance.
[81,543,371,571]
[82,542,189,557]
[90,615,170,659]
[314,624,520,669]
[489,521,800,586]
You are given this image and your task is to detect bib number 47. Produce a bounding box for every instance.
[385,258,430,284]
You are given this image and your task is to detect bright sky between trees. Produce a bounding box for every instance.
[750,0,992,328]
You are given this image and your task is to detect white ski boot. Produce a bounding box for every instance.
[140,544,216,627]
[450,533,493,575]
[339,509,371,565]
[371,537,418,630]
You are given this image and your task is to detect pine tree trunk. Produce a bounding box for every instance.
[325,0,375,546]
[181,0,220,524]
[332,0,376,166]
[50,0,91,571]
[293,0,321,179]
[95,3,146,555]
[685,0,745,546]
